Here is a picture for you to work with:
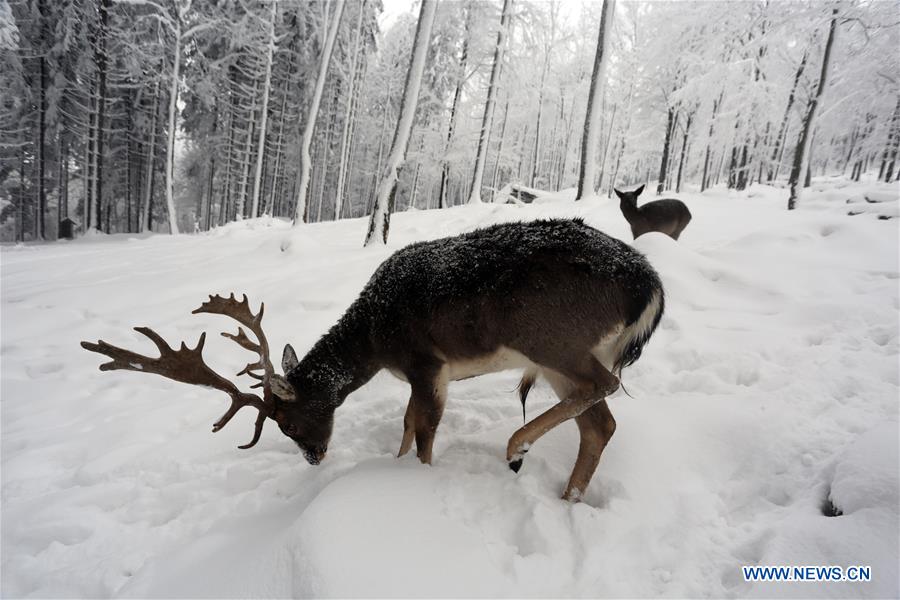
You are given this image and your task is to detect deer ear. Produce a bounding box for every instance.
[270,374,298,403]
[282,344,299,374]
[634,184,645,196]
[614,188,624,199]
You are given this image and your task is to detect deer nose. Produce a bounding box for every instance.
[304,447,326,465]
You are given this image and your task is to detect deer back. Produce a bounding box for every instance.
[332,219,663,377]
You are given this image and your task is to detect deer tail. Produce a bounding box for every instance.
[517,368,538,423]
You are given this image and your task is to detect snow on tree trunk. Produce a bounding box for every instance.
[879,96,900,182]
[250,0,278,220]
[334,0,366,221]
[142,82,160,232]
[576,0,615,201]
[293,0,347,225]
[439,1,473,209]
[788,8,837,211]
[468,0,513,205]
[364,0,438,245]
[89,0,111,232]
[36,0,48,239]
[530,56,550,188]
[165,27,182,234]
[676,113,692,193]
[768,50,807,182]
[490,98,510,199]
[656,107,675,194]
[597,102,617,194]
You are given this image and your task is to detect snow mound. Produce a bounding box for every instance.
[830,422,900,516]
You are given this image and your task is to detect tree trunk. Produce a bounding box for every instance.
[164,26,182,233]
[576,0,616,200]
[530,53,551,188]
[315,83,340,221]
[59,138,68,232]
[597,102,617,194]
[468,0,513,204]
[334,0,366,220]
[768,49,808,182]
[221,67,238,225]
[237,78,260,219]
[676,113,692,193]
[438,1,473,209]
[293,0,347,224]
[656,107,675,194]
[36,0,49,239]
[879,96,900,182]
[701,91,723,192]
[788,9,837,210]
[250,0,278,219]
[366,77,393,215]
[84,87,95,232]
[205,100,218,230]
[364,0,438,245]
[126,93,134,232]
[490,97,510,201]
[90,0,111,232]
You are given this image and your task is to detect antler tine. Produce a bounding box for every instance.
[221,327,259,353]
[192,293,276,405]
[81,324,272,449]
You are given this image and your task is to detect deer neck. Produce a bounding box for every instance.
[290,307,377,408]
[620,197,641,223]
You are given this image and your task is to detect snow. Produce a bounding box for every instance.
[2,178,898,598]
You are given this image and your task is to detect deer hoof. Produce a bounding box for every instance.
[562,487,583,503]
[507,446,528,473]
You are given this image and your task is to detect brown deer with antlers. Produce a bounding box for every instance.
[83,219,664,501]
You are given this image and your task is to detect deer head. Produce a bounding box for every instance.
[613,184,644,206]
[81,293,325,463]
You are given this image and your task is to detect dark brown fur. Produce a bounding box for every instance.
[615,184,692,240]
[277,219,665,500]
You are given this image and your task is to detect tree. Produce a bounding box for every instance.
[576,0,615,200]
[437,1,473,209]
[364,0,438,246]
[293,0,347,224]
[467,0,512,204]
[788,8,837,211]
[249,0,278,219]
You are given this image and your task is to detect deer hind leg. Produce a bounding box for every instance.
[398,363,447,465]
[506,355,619,495]
[564,400,616,502]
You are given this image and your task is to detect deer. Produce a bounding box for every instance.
[82,218,664,501]
[615,184,692,240]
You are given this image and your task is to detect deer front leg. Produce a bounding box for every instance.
[397,399,416,458]
[398,361,447,465]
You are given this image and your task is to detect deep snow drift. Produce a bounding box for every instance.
[2,178,898,598]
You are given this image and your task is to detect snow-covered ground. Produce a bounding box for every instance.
[2,179,898,598]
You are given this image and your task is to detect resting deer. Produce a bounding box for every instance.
[615,184,692,240]
[82,219,664,501]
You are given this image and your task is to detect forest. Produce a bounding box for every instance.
[1,0,898,242]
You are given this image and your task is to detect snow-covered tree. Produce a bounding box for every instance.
[364,0,437,246]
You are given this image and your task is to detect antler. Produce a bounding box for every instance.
[81,294,280,449]
[192,293,276,404]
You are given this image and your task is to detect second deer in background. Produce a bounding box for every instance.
[615,184,692,240]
